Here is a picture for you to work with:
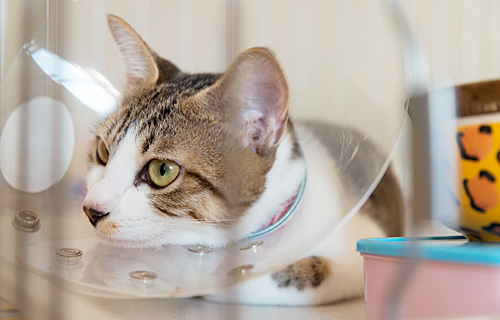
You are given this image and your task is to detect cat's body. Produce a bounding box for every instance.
[83,15,403,306]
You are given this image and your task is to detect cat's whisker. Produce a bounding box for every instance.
[170,223,235,229]
[81,13,405,305]
[149,217,242,225]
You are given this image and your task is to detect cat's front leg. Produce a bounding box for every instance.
[203,214,385,306]
[271,256,331,291]
[203,252,364,306]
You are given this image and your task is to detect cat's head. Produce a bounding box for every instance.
[83,15,301,248]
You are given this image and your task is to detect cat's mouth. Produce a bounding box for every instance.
[89,219,138,247]
[95,219,120,235]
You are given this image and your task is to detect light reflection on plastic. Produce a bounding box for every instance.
[24,41,120,116]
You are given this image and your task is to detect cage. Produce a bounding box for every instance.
[0,0,415,319]
[358,1,500,319]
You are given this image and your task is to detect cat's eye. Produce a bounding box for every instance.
[96,139,109,165]
[148,159,180,188]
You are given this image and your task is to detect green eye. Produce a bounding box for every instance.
[96,139,109,165]
[148,159,180,188]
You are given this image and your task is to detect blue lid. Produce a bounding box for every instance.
[357,236,500,266]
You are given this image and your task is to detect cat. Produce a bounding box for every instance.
[82,14,403,306]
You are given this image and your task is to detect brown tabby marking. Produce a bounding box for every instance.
[92,52,277,225]
[87,16,293,235]
[271,256,331,291]
[361,167,404,237]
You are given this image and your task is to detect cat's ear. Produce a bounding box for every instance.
[107,15,179,90]
[219,48,289,154]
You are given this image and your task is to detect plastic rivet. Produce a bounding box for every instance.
[239,241,264,251]
[129,270,158,288]
[228,264,254,277]
[12,210,41,232]
[187,244,212,254]
[55,248,83,265]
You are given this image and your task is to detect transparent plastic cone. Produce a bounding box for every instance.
[0,1,407,298]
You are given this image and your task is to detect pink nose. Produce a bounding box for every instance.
[83,206,109,227]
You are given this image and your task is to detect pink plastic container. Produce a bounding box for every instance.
[357,236,500,319]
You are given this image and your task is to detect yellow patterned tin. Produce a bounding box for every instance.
[455,121,500,241]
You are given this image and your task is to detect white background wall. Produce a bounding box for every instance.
[3,0,500,204]
[400,0,500,89]
[1,0,408,152]
[3,0,500,216]
[4,1,500,95]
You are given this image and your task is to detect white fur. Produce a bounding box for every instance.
[84,125,302,248]
[205,214,384,306]
[203,123,386,305]
[89,16,390,305]
[84,130,166,247]
[85,122,387,305]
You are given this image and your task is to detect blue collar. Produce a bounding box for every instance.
[248,172,307,238]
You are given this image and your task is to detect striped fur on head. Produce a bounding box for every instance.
[83,15,292,247]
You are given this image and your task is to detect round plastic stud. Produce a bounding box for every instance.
[55,248,83,265]
[227,264,254,278]
[239,241,264,251]
[129,270,158,288]
[12,210,41,232]
[187,244,212,257]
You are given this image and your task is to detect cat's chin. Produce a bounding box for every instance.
[96,230,236,250]
[97,234,165,249]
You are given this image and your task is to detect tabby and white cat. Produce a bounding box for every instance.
[83,15,403,306]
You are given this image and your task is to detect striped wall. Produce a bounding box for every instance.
[4,1,500,92]
[399,0,500,89]
[2,0,500,152]
[1,0,407,146]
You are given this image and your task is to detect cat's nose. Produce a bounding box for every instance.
[83,206,109,227]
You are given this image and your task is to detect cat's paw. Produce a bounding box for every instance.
[271,256,331,291]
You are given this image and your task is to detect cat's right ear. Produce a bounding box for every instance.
[107,15,179,90]
[209,48,289,155]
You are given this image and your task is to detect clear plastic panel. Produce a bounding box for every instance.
[377,1,500,319]
[397,0,500,238]
[0,0,406,298]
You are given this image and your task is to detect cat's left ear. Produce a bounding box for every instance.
[108,15,180,90]
[217,48,289,154]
